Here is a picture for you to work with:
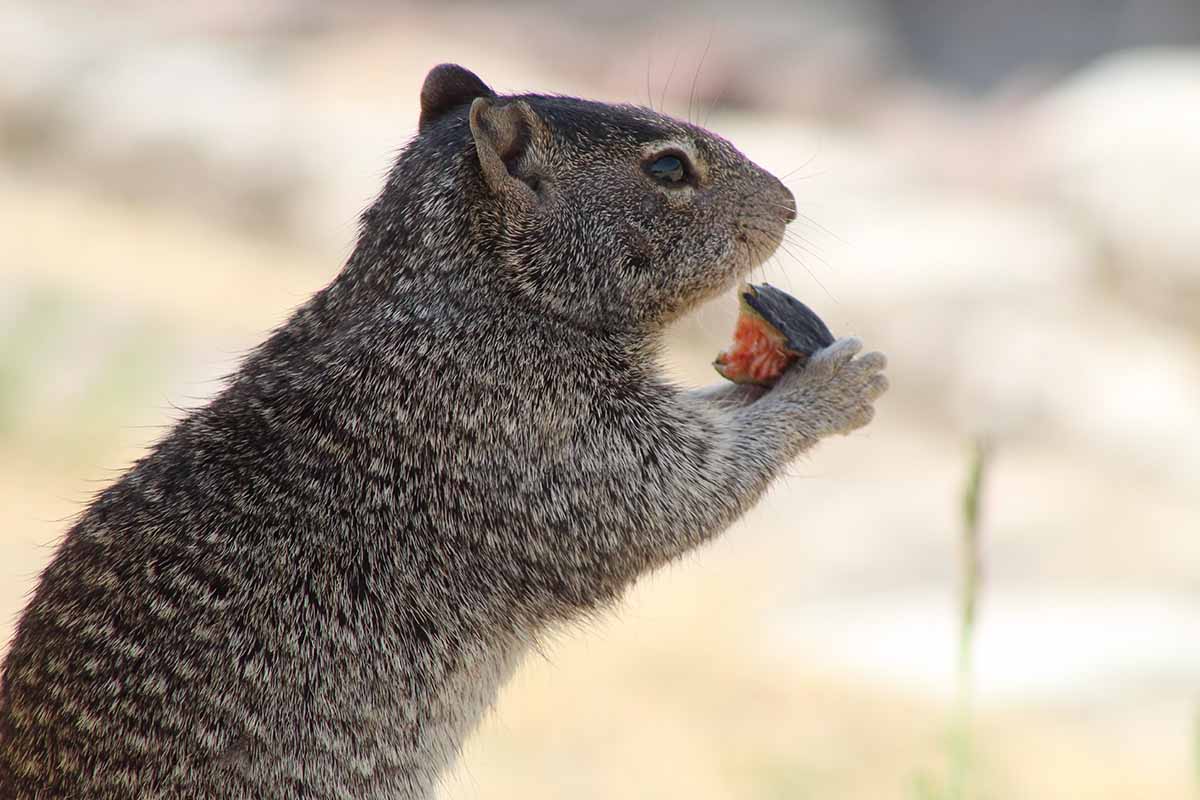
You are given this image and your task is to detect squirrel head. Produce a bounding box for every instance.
[365,64,797,334]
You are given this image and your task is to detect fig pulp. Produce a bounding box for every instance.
[713,284,835,386]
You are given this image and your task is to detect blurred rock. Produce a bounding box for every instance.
[1033,49,1200,308]
[947,295,1200,487]
[0,2,102,153]
[883,0,1200,92]
[60,40,316,235]
[838,192,1093,303]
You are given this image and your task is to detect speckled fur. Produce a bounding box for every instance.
[0,65,886,798]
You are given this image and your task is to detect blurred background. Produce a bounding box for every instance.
[2,1,1198,797]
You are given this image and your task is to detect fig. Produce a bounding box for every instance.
[713,283,835,386]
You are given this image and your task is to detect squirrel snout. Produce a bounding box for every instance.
[759,172,797,223]
[777,184,798,223]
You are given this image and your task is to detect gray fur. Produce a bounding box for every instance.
[0,64,887,798]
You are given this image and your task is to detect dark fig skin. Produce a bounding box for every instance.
[742,283,835,362]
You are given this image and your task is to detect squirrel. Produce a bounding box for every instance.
[0,64,887,798]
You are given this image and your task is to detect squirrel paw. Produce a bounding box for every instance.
[774,336,889,438]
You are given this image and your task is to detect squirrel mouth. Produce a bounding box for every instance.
[735,218,788,273]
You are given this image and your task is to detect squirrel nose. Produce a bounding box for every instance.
[778,185,797,223]
[764,171,798,223]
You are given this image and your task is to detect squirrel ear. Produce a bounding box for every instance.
[469,96,542,208]
[419,64,494,132]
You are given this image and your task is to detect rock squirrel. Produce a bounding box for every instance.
[0,64,888,798]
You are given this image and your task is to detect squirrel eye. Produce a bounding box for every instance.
[645,154,687,184]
